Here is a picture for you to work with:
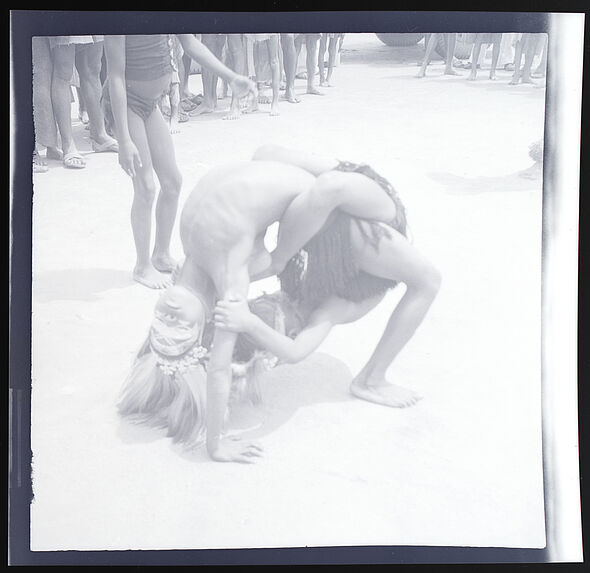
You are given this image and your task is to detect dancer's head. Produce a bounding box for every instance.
[149,285,207,358]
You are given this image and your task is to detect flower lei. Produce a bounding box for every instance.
[153,344,208,376]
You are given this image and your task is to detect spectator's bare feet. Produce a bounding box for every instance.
[169,117,181,134]
[467,70,477,81]
[281,92,300,103]
[189,103,214,116]
[33,151,48,173]
[270,102,280,116]
[134,264,172,289]
[489,71,497,80]
[444,67,461,76]
[306,87,324,95]
[416,69,426,78]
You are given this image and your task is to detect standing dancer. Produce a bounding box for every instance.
[104,34,256,289]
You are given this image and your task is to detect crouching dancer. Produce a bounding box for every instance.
[215,144,442,408]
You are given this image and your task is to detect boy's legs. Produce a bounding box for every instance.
[444,33,460,75]
[417,33,438,77]
[280,34,299,103]
[32,37,61,159]
[51,43,85,167]
[325,35,338,84]
[305,34,322,95]
[468,35,484,80]
[75,41,115,148]
[266,36,281,116]
[489,34,503,79]
[318,33,328,86]
[224,34,246,120]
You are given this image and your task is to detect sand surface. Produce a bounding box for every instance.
[29,34,546,551]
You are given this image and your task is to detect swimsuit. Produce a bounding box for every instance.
[103,34,176,122]
[279,161,409,311]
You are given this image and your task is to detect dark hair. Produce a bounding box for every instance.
[200,291,303,364]
[233,291,302,363]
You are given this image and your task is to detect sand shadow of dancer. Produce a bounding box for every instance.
[33,268,134,303]
[429,163,542,195]
[168,352,354,464]
[228,352,354,439]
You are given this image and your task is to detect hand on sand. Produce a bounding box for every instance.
[350,378,423,408]
[214,296,254,333]
[210,436,263,464]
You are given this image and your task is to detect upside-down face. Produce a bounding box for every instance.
[149,285,207,357]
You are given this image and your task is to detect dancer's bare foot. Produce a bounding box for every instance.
[151,253,177,273]
[306,87,324,95]
[133,264,172,289]
[350,376,423,408]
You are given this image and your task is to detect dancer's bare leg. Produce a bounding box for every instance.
[268,160,399,270]
[127,110,171,289]
[350,227,441,407]
[146,107,182,273]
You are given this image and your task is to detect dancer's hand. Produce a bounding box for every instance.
[214,296,254,333]
[209,436,263,463]
[118,140,142,178]
[229,75,257,104]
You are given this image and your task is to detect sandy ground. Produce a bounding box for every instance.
[29,34,547,551]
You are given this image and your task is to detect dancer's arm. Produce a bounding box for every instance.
[103,36,142,177]
[215,296,371,363]
[177,35,257,101]
[206,268,263,463]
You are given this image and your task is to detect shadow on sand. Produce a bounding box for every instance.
[428,163,543,194]
[117,352,354,463]
[33,268,134,303]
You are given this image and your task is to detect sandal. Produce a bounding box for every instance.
[63,151,86,169]
[91,137,119,153]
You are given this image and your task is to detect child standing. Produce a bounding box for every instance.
[104,34,257,289]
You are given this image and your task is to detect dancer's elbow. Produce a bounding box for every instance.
[409,265,442,299]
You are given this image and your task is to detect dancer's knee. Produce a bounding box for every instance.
[311,171,344,208]
[160,169,183,196]
[134,178,158,205]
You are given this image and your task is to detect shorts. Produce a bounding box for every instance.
[49,35,103,49]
